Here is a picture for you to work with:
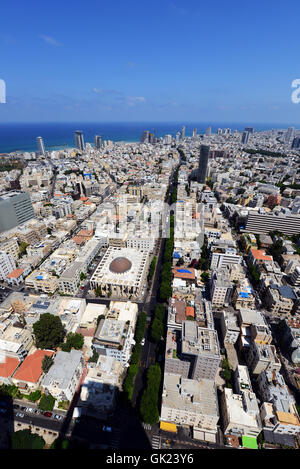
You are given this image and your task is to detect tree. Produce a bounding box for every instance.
[33,313,65,350]
[38,393,55,411]
[27,390,41,402]
[177,257,184,266]
[11,430,45,449]
[80,272,87,281]
[42,355,53,374]
[88,349,99,363]
[61,332,84,352]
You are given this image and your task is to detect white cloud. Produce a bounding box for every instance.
[126,96,146,106]
[39,35,62,47]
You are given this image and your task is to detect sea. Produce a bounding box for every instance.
[0,121,294,154]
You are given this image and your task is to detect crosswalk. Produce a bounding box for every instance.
[152,435,161,449]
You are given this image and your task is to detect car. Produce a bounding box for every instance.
[54,414,62,420]
[13,404,20,410]
[21,406,27,411]
[33,409,40,414]
[26,407,34,413]
[141,338,145,346]
[44,412,52,418]
[16,412,24,418]
[102,425,112,432]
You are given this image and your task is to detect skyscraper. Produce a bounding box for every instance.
[292,137,300,149]
[181,126,185,140]
[75,131,85,151]
[242,131,250,144]
[36,136,45,155]
[205,126,212,137]
[197,145,210,184]
[192,128,197,137]
[95,135,102,149]
[285,127,295,144]
[149,133,154,144]
[0,191,35,234]
[245,127,254,134]
[140,131,150,143]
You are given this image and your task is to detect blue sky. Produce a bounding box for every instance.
[1,0,300,123]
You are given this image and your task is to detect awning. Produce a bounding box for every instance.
[160,421,177,433]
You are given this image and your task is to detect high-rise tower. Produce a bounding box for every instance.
[36,136,45,155]
[197,145,210,184]
[75,131,85,151]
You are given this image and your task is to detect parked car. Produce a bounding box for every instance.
[141,338,145,346]
[54,414,62,420]
[44,412,52,417]
[16,412,24,418]
[21,406,27,411]
[13,404,20,410]
[26,407,34,413]
[34,409,40,414]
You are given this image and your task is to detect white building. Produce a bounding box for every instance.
[42,349,84,402]
[0,251,16,281]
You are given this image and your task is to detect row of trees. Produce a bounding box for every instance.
[139,364,162,424]
[122,312,147,401]
[159,215,175,302]
[198,235,210,271]
[147,256,157,283]
[150,304,165,343]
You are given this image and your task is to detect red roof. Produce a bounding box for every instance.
[0,356,20,378]
[72,235,85,245]
[6,268,24,279]
[251,249,272,262]
[186,306,195,318]
[13,350,54,383]
[80,197,89,201]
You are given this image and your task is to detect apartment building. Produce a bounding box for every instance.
[0,326,34,360]
[221,387,262,438]
[210,269,233,307]
[0,237,19,260]
[160,373,219,443]
[258,369,300,439]
[247,343,281,375]
[0,251,16,280]
[220,311,240,345]
[245,212,300,236]
[42,349,84,402]
[59,261,83,295]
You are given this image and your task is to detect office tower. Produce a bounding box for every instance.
[285,127,295,143]
[245,127,254,134]
[193,128,197,137]
[175,132,181,142]
[217,128,222,135]
[164,134,172,144]
[0,191,35,234]
[75,131,85,151]
[181,126,185,140]
[241,131,250,144]
[140,131,150,143]
[149,133,154,144]
[205,126,212,137]
[95,135,102,149]
[197,145,210,184]
[292,137,300,149]
[36,136,45,155]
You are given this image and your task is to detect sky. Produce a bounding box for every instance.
[1,0,300,124]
